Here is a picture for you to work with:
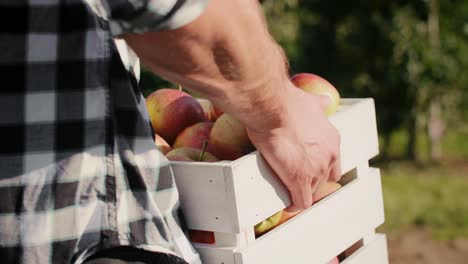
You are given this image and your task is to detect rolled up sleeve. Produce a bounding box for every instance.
[100,0,210,35]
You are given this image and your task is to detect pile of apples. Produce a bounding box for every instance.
[146,73,340,164]
[146,73,341,262]
[146,88,256,163]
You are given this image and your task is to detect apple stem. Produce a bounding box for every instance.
[178,85,182,91]
[198,141,208,161]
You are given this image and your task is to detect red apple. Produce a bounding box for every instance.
[196,98,224,122]
[212,105,223,121]
[208,113,255,160]
[341,239,363,259]
[173,122,214,150]
[146,89,206,144]
[165,147,219,162]
[290,73,340,116]
[188,229,215,244]
[155,134,171,155]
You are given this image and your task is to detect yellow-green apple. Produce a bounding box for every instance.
[254,210,283,236]
[277,182,341,226]
[208,113,255,160]
[155,134,171,155]
[146,89,206,144]
[196,98,224,122]
[165,147,219,162]
[173,122,214,150]
[290,73,340,116]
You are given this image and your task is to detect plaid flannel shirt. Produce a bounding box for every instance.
[0,0,208,263]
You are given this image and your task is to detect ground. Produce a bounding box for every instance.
[376,159,468,263]
[387,228,468,264]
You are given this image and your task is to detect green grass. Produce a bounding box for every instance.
[378,162,468,240]
[443,129,468,158]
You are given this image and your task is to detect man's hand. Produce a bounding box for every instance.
[247,84,341,211]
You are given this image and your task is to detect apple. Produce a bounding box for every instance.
[290,73,340,116]
[196,98,224,122]
[188,229,215,244]
[341,240,363,259]
[277,208,302,226]
[165,147,219,162]
[313,182,342,202]
[254,210,283,236]
[277,182,342,226]
[146,89,206,144]
[252,182,342,237]
[208,113,255,160]
[155,134,171,155]
[173,122,214,150]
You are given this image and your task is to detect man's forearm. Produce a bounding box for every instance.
[123,0,290,132]
[123,0,343,211]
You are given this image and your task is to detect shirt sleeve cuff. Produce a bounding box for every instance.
[107,0,210,36]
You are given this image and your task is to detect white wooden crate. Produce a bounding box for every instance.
[169,99,388,264]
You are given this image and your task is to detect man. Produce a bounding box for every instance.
[0,0,341,263]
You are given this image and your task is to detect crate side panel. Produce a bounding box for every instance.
[172,163,238,232]
[230,153,291,231]
[234,168,385,264]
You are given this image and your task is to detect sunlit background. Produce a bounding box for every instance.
[141,1,468,263]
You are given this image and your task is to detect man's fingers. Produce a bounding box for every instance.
[328,127,341,182]
[288,181,313,211]
[328,156,342,182]
[310,173,321,196]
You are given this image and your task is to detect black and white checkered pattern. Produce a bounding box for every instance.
[0,0,207,263]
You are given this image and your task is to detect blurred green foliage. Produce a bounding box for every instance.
[261,0,468,160]
[381,127,468,160]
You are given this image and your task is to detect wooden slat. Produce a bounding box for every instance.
[341,234,389,264]
[232,168,384,264]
